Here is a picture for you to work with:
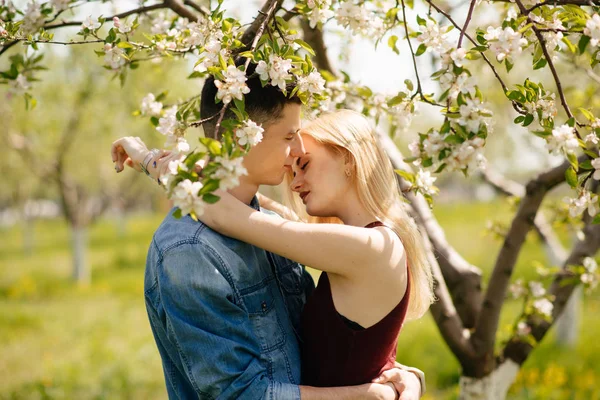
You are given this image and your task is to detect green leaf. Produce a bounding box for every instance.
[592,214,600,224]
[404,79,414,92]
[580,160,593,170]
[523,114,534,127]
[567,152,579,171]
[565,167,578,188]
[199,179,220,195]
[514,115,525,124]
[387,92,407,107]
[117,41,134,49]
[202,193,221,204]
[388,35,400,55]
[395,169,415,183]
[294,39,315,56]
[561,37,576,53]
[578,107,595,121]
[199,137,222,155]
[533,57,547,70]
[415,43,427,56]
[567,117,576,127]
[579,35,591,54]
[172,208,183,219]
[416,15,427,26]
[505,58,514,73]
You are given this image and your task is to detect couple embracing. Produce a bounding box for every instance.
[112,62,434,399]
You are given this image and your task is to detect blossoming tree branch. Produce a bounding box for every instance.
[2,0,600,398]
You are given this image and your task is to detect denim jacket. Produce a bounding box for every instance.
[144,198,315,399]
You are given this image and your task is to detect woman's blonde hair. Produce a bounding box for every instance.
[284,109,435,320]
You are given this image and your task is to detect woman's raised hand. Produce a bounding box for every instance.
[111,136,173,180]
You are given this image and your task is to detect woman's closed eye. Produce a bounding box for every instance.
[301,161,309,170]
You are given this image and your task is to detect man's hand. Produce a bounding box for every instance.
[372,368,421,400]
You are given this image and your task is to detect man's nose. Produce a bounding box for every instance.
[290,134,306,158]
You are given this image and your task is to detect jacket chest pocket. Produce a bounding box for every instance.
[242,281,286,353]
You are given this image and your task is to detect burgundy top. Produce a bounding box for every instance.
[300,221,411,387]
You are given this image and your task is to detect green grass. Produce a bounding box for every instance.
[0,201,599,399]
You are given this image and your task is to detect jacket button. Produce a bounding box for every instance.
[261,301,267,311]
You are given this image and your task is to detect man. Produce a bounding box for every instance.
[112,62,425,399]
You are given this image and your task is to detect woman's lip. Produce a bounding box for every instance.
[300,192,310,204]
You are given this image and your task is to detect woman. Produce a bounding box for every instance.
[113,109,434,388]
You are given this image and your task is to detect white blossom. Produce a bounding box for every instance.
[214,65,250,104]
[50,0,70,11]
[214,155,248,190]
[440,72,476,99]
[255,55,292,90]
[529,281,546,297]
[392,100,417,131]
[592,158,600,180]
[585,133,599,145]
[584,257,598,273]
[585,14,600,47]
[516,321,531,336]
[22,1,45,34]
[484,26,527,62]
[441,47,467,69]
[445,138,486,171]
[336,1,385,37]
[235,119,264,147]
[532,298,553,317]
[525,93,557,121]
[9,74,30,95]
[408,140,421,158]
[509,279,527,298]
[0,21,7,39]
[564,190,599,217]
[306,0,334,29]
[415,169,437,196]
[113,16,133,34]
[297,71,326,95]
[417,18,451,53]
[547,124,579,155]
[194,37,228,73]
[157,106,179,136]
[140,93,163,117]
[81,15,100,31]
[103,43,126,70]
[422,130,447,159]
[151,13,171,34]
[458,98,491,133]
[172,179,205,217]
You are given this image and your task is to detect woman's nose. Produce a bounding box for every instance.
[290,174,303,192]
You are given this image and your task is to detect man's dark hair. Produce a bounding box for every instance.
[200,60,302,139]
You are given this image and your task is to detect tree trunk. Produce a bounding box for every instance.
[458,360,520,400]
[70,225,89,285]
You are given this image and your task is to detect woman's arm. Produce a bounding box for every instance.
[201,191,405,279]
[256,192,300,221]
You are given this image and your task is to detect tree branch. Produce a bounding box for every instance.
[300,20,336,74]
[163,0,200,22]
[514,0,576,130]
[471,155,587,368]
[481,168,569,264]
[503,219,600,364]
[378,132,484,330]
[240,0,285,48]
[458,0,477,49]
